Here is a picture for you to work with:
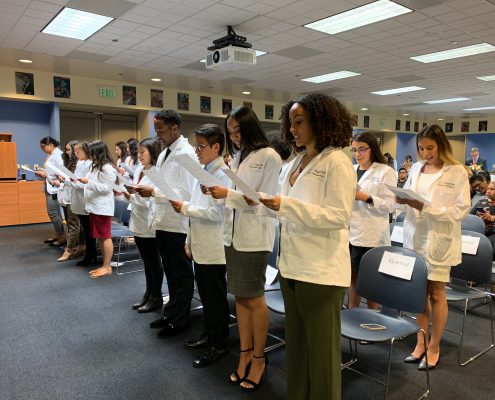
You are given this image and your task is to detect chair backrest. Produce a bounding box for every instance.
[114,199,127,220]
[389,222,404,247]
[120,207,131,225]
[460,214,485,235]
[356,246,427,314]
[451,230,492,283]
[395,211,406,222]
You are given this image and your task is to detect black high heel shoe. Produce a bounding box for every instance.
[132,293,150,310]
[240,354,268,392]
[229,348,253,384]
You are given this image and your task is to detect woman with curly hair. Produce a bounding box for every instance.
[261,93,355,400]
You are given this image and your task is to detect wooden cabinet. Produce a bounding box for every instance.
[0,183,20,225]
[0,181,49,226]
[0,141,17,180]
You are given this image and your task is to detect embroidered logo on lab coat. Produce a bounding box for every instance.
[310,168,326,178]
[249,162,264,170]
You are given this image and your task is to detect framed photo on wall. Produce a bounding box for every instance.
[222,99,232,115]
[351,114,358,127]
[461,121,470,133]
[243,101,252,109]
[395,119,401,131]
[178,92,189,111]
[53,76,70,98]
[123,85,136,105]
[363,115,370,128]
[422,122,427,128]
[414,121,419,132]
[200,96,211,113]
[265,105,274,120]
[405,121,410,131]
[445,122,453,133]
[479,120,488,132]
[150,89,163,108]
[15,72,34,95]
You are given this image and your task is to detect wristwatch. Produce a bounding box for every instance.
[365,196,374,205]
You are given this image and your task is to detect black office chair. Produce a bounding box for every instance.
[341,246,429,400]
[445,230,494,366]
[460,214,485,235]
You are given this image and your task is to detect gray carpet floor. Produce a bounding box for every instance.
[0,224,493,400]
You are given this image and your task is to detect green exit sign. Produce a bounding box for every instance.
[99,86,115,99]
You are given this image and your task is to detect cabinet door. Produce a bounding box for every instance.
[0,142,17,179]
[0,183,19,225]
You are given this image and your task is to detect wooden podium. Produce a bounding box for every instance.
[0,132,50,226]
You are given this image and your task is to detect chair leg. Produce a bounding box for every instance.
[458,296,494,366]
[383,338,395,400]
[419,328,430,399]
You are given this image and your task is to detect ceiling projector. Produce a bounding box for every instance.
[206,26,256,70]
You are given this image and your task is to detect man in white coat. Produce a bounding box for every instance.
[169,124,231,368]
[136,109,196,337]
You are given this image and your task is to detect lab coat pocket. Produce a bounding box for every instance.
[428,232,453,264]
[236,212,263,247]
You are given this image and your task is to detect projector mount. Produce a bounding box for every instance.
[207,25,252,51]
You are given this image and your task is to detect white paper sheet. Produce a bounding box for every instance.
[45,162,70,180]
[174,153,223,187]
[107,181,128,193]
[21,165,43,173]
[265,265,279,286]
[461,235,480,255]
[385,184,431,205]
[390,226,404,244]
[143,168,182,201]
[378,250,415,280]
[117,174,132,186]
[221,168,261,204]
[54,163,78,180]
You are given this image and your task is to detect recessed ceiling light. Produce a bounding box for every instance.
[423,97,471,104]
[403,113,410,116]
[411,43,495,63]
[41,7,114,40]
[242,91,251,95]
[463,106,495,111]
[361,107,368,111]
[18,59,32,63]
[476,75,495,82]
[150,78,161,82]
[371,86,426,96]
[304,0,412,35]
[199,50,266,64]
[437,118,444,121]
[301,70,361,83]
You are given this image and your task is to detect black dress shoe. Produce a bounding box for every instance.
[137,298,163,313]
[157,322,191,338]
[149,316,173,329]
[132,294,150,310]
[404,352,425,363]
[193,347,227,368]
[184,336,210,349]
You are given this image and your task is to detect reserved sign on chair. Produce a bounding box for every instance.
[378,251,415,280]
[461,235,480,255]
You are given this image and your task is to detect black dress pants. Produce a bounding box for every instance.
[78,214,97,261]
[194,263,229,349]
[134,236,163,298]
[156,230,194,327]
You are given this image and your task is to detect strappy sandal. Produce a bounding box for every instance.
[240,354,268,392]
[229,347,253,384]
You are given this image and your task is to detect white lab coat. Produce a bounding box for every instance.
[403,161,470,267]
[71,160,92,215]
[44,147,64,194]
[225,147,281,252]
[127,164,155,238]
[180,157,231,265]
[349,162,396,247]
[277,147,355,287]
[152,136,196,234]
[57,179,72,206]
[84,164,117,216]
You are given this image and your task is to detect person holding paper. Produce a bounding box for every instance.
[398,125,470,370]
[35,136,66,246]
[79,141,118,279]
[122,138,164,313]
[260,93,354,400]
[71,142,97,266]
[136,109,196,337]
[348,132,396,309]
[470,181,495,258]
[208,105,281,391]
[123,138,140,178]
[169,124,231,368]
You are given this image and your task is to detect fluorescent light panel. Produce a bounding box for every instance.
[304,0,412,35]
[463,106,495,111]
[411,43,495,63]
[477,75,495,81]
[423,97,470,104]
[301,70,361,83]
[42,7,114,40]
[371,86,425,95]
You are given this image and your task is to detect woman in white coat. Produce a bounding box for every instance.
[349,132,396,309]
[261,93,355,400]
[209,106,281,391]
[398,125,470,370]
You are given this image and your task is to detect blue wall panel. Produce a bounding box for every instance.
[396,132,417,169]
[465,134,495,171]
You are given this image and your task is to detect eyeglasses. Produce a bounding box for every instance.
[350,147,370,154]
[194,144,208,152]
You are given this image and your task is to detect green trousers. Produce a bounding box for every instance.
[280,276,345,400]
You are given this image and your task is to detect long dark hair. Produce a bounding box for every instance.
[127,138,139,165]
[62,140,79,172]
[138,138,162,166]
[352,132,385,164]
[383,152,395,168]
[75,141,89,160]
[115,141,128,162]
[225,105,270,156]
[40,136,59,147]
[89,141,116,172]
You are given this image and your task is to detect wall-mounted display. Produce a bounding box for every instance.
[123,85,136,105]
[200,96,211,113]
[363,115,369,128]
[178,92,189,111]
[445,122,453,133]
[222,99,232,115]
[479,120,488,132]
[265,105,274,120]
[461,121,470,133]
[15,72,34,95]
[53,76,70,98]
[150,89,163,108]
